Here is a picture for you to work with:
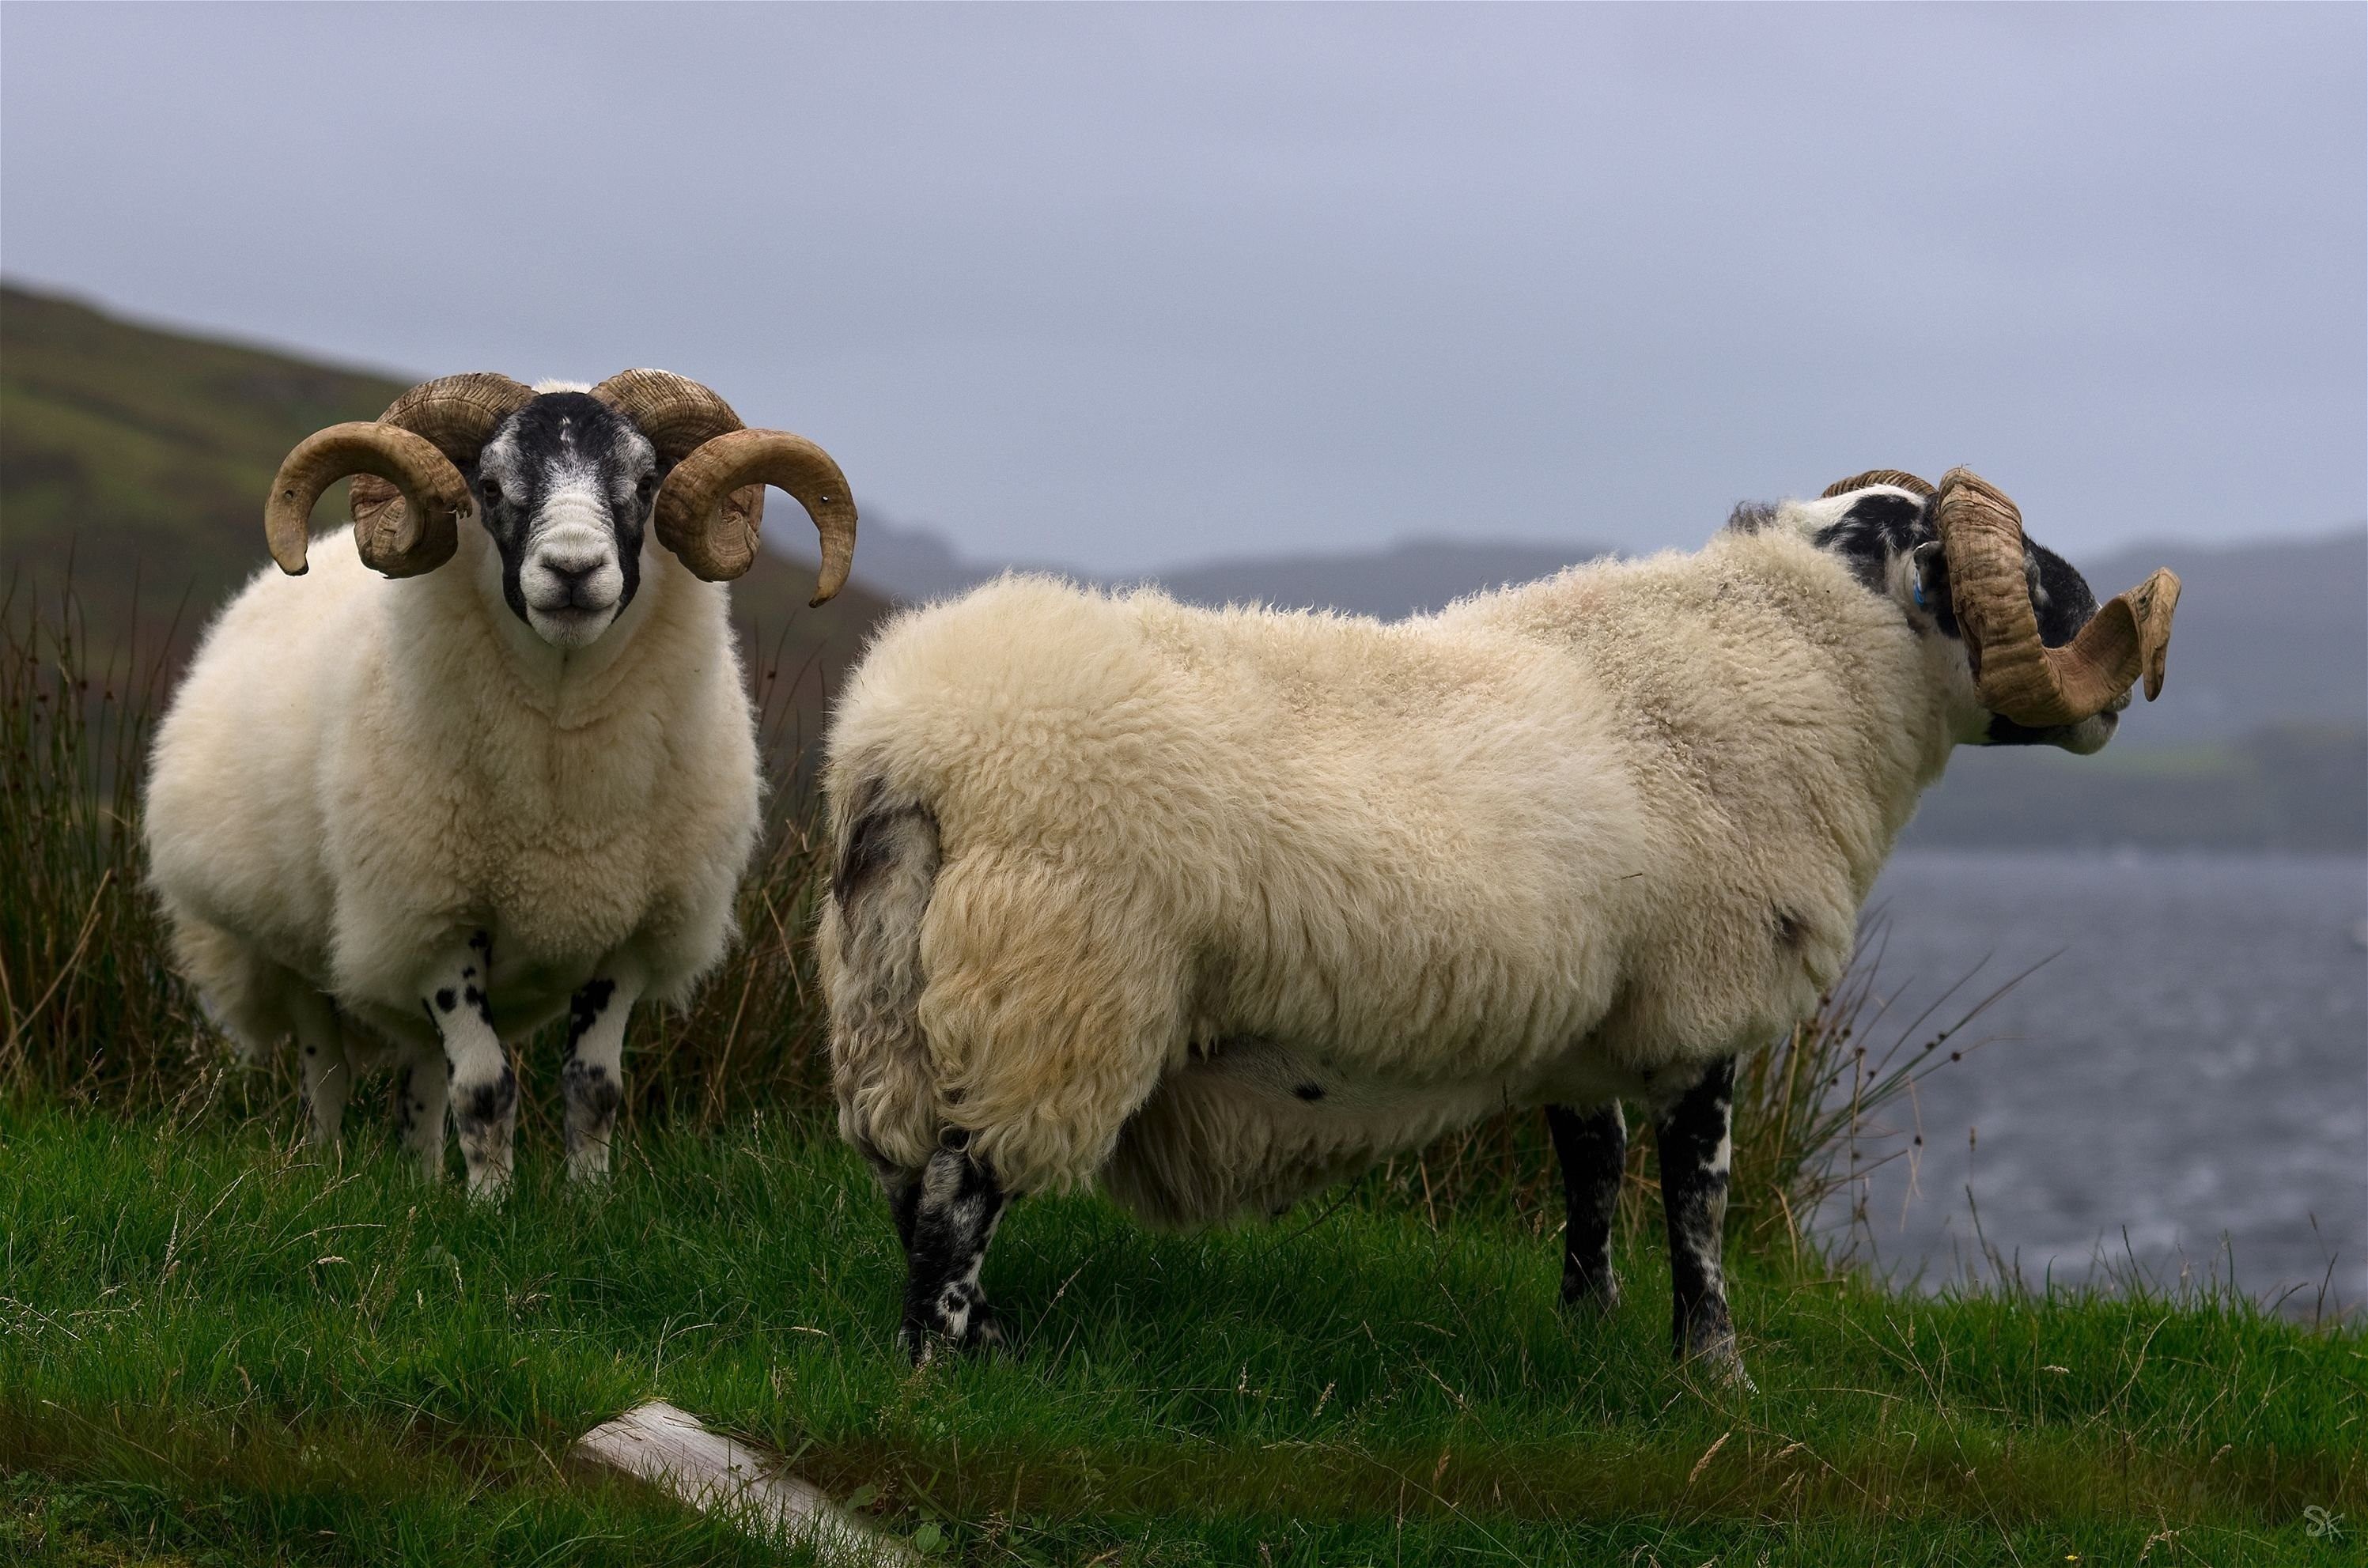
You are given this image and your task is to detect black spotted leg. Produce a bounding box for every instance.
[1545,1100,1627,1312]
[561,969,641,1181]
[895,1143,1008,1362]
[1654,1056,1751,1386]
[419,931,515,1200]
[392,1036,448,1181]
[289,988,354,1148]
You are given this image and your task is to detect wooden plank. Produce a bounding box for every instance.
[575,1400,915,1566]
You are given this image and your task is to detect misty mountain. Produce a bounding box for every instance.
[823,516,2365,746]
[820,514,1613,618]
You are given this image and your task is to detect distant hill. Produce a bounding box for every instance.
[797,508,2364,852]
[808,508,2365,745]
[2077,532,2366,749]
[0,283,888,754]
[1143,537,1617,621]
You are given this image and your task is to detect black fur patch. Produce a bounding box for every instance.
[565,978,616,1060]
[1546,1101,1627,1310]
[561,1057,622,1123]
[897,1146,1007,1360]
[1654,1058,1737,1360]
[835,787,937,913]
[1292,1082,1326,1102]
[435,988,457,1013]
[463,1066,518,1127]
[1815,493,1928,595]
[2026,538,2100,648]
[1725,500,1777,534]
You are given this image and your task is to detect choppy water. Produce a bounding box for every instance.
[1817,851,2367,1314]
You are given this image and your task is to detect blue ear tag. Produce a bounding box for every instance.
[1912,577,1927,610]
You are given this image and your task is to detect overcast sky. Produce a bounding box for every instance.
[4,3,2361,572]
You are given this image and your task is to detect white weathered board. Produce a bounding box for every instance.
[575,1400,915,1566]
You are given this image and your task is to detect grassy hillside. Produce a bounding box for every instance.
[0,282,887,735]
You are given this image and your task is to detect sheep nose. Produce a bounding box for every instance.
[536,550,616,610]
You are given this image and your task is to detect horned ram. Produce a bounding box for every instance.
[819,467,2179,1379]
[146,371,857,1196]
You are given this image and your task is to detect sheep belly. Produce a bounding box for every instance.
[1100,1032,1657,1229]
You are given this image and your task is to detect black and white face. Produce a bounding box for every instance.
[1754,485,2124,754]
[469,391,660,650]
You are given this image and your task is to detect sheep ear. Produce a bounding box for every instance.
[1908,540,1949,620]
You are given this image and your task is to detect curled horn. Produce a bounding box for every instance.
[1822,469,1935,499]
[1932,467,2181,725]
[264,373,533,576]
[591,369,858,603]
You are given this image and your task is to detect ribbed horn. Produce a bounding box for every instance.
[1933,467,2181,725]
[266,372,532,576]
[592,369,858,600]
[1822,470,1936,499]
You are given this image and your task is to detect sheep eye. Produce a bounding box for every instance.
[634,474,656,502]
[480,478,502,505]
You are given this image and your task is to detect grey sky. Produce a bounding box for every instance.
[4,2,2361,572]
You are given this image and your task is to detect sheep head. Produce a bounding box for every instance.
[263,370,859,607]
[1821,467,2181,727]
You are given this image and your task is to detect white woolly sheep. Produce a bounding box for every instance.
[818,467,2179,1377]
[146,371,858,1196]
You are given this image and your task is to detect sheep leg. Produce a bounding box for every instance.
[1654,1056,1750,1386]
[421,931,516,1201]
[393,1037,448,1180]
[562,969,641,1182]
[1545,1100,1626,1312]
[896,1143,1008,1362]
[289,989,353,1148]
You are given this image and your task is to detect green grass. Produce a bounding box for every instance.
[5,1105,2360,1566]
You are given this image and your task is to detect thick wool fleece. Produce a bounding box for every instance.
[820,521,1965,1223]
[146,520,759,1057]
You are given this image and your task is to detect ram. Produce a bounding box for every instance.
[146,371,857,1197]
[819,467,2177,1379]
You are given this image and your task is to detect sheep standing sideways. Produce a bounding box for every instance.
[145,371,857,1196]
[820,467,2179,1379]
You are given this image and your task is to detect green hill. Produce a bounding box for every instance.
[0,281,887,745]
[1,284,413,648]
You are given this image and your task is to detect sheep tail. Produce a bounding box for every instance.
[823,780,946,1175]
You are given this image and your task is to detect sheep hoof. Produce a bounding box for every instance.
[567,1150,614,1185]
[1559,1269,1622,1317]
[898,1304,1007,1366]
[1681,1332,1756,1394]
